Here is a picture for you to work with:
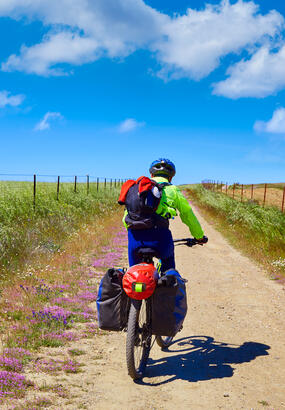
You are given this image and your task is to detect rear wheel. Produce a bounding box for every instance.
[156,335,173,349]
[126,299,151,380]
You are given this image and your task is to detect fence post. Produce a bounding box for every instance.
[282,186,285,213]
[220,182,223,192]
[225,183,228,195]
[97,177,99,192]
[104,178,106,189]
[110,178,112,189]
[57,176,60,201]
[233,183,235,199]
[251,184,253,200]
[33,174,36,210]
[263,183,267,207]
[241,184,244,202]
[74,176,77,193]
[87,175,89,195]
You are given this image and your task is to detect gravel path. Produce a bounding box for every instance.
[51,206,285,410]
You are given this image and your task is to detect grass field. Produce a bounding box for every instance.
[0,179,126,407]
[185,184,285,278]
[0,180,121,280]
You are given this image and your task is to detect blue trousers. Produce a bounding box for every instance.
[128,227,175,272]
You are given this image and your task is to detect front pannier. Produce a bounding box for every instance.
[96,268,130,331]
[151,269,187,337]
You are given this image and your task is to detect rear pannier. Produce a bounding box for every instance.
[151,269,187,337]
[96,268,130,331]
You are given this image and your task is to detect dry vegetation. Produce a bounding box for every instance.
[184,184,285,280]
[225,184,285,210]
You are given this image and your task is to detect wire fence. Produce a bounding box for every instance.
[0,174,127,209]
[202,180,285,213]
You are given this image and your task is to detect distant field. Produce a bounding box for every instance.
[225,184,284,210]
[199,182,285,211]
[0,180,112,196]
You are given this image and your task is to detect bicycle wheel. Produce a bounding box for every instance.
[156,335,173,349]
[126,299,151,380]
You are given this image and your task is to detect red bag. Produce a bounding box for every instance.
[118,176,157,205]
[122,264,158,300]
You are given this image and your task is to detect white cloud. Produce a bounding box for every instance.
[0,0,165,47]
[0,90,25,107]
[154,0,283,80]
[35,111,63,131]
[213,46,285,98]
[1,0,285,101]
[0,0,166,76]
[2,31,101,76]
[119,118,145,133]
[254,107,285,134]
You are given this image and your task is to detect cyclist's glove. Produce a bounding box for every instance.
[195,235,208,245]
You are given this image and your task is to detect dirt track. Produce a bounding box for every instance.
[52,206,285,409]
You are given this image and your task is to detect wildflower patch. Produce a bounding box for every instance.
[0,222,128,407]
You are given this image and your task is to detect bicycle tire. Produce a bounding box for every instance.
[126,299,151,380]
[156,335,173,349]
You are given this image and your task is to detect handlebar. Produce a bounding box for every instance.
[173,236,208,247]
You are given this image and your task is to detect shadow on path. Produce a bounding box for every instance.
[141,336,270,386]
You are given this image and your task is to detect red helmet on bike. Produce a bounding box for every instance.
[123,264,158,300]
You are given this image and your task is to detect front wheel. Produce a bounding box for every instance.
[126,299,151,380]
[156,335,173,349]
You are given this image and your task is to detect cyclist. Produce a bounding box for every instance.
[124,158,207,272]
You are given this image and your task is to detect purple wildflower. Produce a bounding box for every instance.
[0,356,23,373]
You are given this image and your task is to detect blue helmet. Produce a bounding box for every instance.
[149,158,176,178]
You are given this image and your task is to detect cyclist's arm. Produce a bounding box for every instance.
[122,209,128,229]
[175,188,204,239]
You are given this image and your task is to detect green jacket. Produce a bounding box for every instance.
[123,176,204,239]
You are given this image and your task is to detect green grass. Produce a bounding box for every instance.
[0,181,121,278]
[68,349,85,357]
[185,184,285,277]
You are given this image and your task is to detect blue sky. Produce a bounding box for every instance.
[0,0,285,184]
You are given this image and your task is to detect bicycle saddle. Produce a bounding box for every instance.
[136,247,159,259]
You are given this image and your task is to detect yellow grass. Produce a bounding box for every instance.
[223,186,285,210]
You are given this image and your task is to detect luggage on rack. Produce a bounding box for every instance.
[96,268,130,331]
[122,263,159,300]
[151,269,187,337]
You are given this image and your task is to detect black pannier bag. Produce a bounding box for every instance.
[96,268,130,331]
[151,269,187,337]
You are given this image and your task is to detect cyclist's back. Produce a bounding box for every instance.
[121,158,206,272]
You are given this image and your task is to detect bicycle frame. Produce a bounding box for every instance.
[125,237,201,380]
